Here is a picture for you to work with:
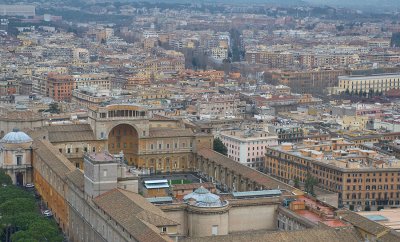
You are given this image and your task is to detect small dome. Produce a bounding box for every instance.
[193,186,209,194]
[1,129,33,144]
[184,186,226,207]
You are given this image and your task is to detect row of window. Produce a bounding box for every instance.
[61,146,95,154]
[149,142,191,150]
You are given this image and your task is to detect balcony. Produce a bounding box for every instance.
[2,164,32,170]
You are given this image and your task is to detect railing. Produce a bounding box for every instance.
[2,164,32,170]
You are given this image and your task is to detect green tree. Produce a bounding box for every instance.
[304,171,318,196]
[47,102,60,114]
[0,186,32,204]
[213,138,228,156]
[336,25,345,31]
[294,177,300,189]
[368,89,374,98]
[0,198,36,216]
[0,186,63,242]
[0,168,12,185]
[11,219,63,242]
[391,32,400,47]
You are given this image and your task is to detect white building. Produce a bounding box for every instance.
[332,73,400,94]
[211,47,228,61]
[220,130,278,169]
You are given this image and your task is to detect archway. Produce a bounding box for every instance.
[16,172,23,186]
[108,124,139,166]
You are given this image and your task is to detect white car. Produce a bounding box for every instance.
[25,183,35,189]
[43,210,53,217]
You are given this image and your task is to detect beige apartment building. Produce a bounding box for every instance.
[265,138,400,210]
[72,73,111,90]
[334,73,400,94]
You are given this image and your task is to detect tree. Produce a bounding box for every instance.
[47,102,60,114]
[368,89,374,98]
[0,168,12,186]
[0,186,63,242]
[213,138,227,156]
[294,177,300,189]
[11,219,63,242]
[336,25,344,31]
[0,198,36,216]
[391,32,400,47]
[304,171,318,196]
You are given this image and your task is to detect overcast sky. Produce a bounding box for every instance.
[305,0,400,8]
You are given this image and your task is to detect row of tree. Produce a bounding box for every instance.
[344,89,383,97]
[0,169,63,242]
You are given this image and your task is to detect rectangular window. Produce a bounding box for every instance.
[16,156,22,166]
[103,169,108,177]
[212,225,218,236]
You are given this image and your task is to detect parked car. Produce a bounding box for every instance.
[43,210,53,217]
[25,183,35,189]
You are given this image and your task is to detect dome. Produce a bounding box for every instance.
[183,186,226,207]
[1,129,33,144]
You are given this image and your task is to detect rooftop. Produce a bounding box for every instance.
[181,228,362,242]
[358,209,400,232]
[93,188,178,242]
[85,152,116,163]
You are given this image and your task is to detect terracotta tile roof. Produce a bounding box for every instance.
[337,210,390,236]
[197,149,301,194]
[33,139,76,180]
[44,124,96,143]
[93,189,178,242]
[181,228,362,242]
[66,169,84,192]
[378,231,400,242]
[0,108,43,121]
[149,128,193,138]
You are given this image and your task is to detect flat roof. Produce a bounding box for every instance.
[232,190,282,198]
[358,209,400,231]
[365,215,389,222]
[339,73,400,80]
[147,197,173,203]
[144,180,168,184]
[144,184,169,189]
